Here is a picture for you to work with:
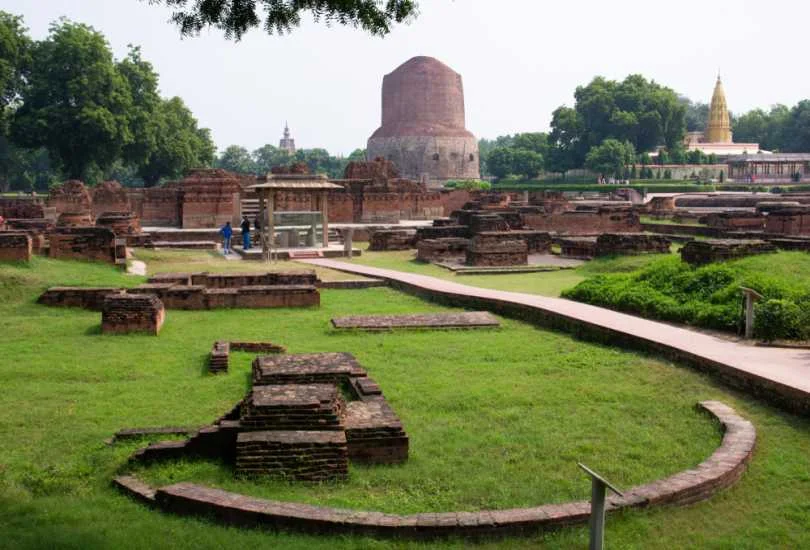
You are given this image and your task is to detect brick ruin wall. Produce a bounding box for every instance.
[101,293,165,335]
[595,233,671,256]
[765,208,810,236]
[522,208,641,235]
[466,237,528,266]
[680,239,778,265]
[368,230,417,251]
[48,227,119,264]
[416,238,470,262]
[91,181,131,219]
[0,232,32,261]
[0,198,45,219]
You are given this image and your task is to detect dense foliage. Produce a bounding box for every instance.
[733,102,810,153]
[215,145,365,178]
[0,13,214,190]
[149,0,418,40]
[562,253,810,341]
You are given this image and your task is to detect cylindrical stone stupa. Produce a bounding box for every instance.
[367,56,480,186]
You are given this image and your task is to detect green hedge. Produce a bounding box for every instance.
[562,254,810,341]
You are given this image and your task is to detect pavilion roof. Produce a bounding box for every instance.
[249,174,343,191]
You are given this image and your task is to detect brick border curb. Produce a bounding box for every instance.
[113,401,754,538]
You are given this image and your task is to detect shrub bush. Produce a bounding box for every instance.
[563,253,810,339]
[754,299,802,341]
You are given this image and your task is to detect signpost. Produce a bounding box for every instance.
[578,462,623,550]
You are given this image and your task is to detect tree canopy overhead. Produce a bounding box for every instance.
[147,0,419,40]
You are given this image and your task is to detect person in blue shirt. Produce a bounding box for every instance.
[220,221,233,255]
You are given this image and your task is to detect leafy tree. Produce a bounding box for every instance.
[512,132,549,157]
[148,0,418,40]
[680,97,709,132]
[117,45,161,169]
[585,139,636,178]
[137,97,214,186]
[511,149,544,179]
[0,11,31,134]
[12,19,133,179]
[217,145,256,174]
[782,100,810,153]
[253,143,292,173]
[347,148,366,161]
[485,147,514,179]
[551,75,685,167]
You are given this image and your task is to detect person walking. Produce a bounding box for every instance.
[240,216,251,250]
[220,221,233,255]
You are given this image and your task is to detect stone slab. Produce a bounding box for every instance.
[331,311,500,330]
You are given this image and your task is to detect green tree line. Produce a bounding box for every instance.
[0,12,215,191]
[215,145,365,179]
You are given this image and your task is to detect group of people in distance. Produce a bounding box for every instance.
[219,215,260,255]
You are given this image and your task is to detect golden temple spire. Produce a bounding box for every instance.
[705,74,732,143]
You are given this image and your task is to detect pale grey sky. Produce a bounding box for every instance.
[6,0,808,155]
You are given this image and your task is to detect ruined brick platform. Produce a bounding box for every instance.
[416,237,469,262]
[331,311,499,330]
[208,340,286,374]
[475,231,552,254]
[116,401,754,539]
[680,239,778,265]
[559,237,598,259]
[368,229,417,251]
[466,237,528,266]
[594,233,671,256]
[235,430,348,481]
[49,227,124,264]
[252,352,366,385]
[343,401,408,464]
[101,293,165,335]
[0,232,32,262]
[240,384,345,431]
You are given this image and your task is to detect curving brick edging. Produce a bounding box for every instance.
[114,401,755,538]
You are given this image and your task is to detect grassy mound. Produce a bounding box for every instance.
[562,252,810,340]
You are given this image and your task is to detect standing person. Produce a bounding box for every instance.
[220,221,233,255]
[240,216,251,250]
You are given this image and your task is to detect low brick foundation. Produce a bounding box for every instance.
[96,212,142,236]
[474,231,552,254]
[252,352,366,385]
[235,430,349,481]
[368,230,417,251]
[594,233,671,256]
[209,341,286,374]
[344,401,408,464]
[101,294,165,335]
[560,237,598,259]
[38,287,123,310]
[416,238,469,262]
[466,237,528,266]
[49,227,123,264]
[240,384,345,431]
[331,311,500,330]
[116,400,753,539]
[0,232,32,261]
[680,239,778,265]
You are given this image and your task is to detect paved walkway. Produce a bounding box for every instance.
[303,259,810,402]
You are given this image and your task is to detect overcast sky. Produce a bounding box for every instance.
[6,0,808,155]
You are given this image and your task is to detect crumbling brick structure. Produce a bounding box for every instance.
[101,293,165,335]
[49,227,123,264]
[48,180,93,220]
[466,236,528,266]
[91,181,132,219]
[594,233,671,256]
[703,212,764,231]
[368,229,417,251]
[56,212,93,227]
[175,169,241,229]
[680,239,778,265]
[523,206,641,235]
[560,237,598,259]
[765,206,810,236]
[95,212,142,236]
[474,231,552,254]
[235,430,349,481]
[0,232,32,261]
[0,197,45,219]
[416,237,469,262]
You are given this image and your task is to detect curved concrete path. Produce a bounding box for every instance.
[303,258,810,414]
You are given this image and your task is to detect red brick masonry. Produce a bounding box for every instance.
[114,401,754,538]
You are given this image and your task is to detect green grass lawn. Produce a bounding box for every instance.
[132,249,365,281]
[1,256,809,548]
[346,247,676,297]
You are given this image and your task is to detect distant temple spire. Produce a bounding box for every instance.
[705,75,732,143]
[279,122,296,154]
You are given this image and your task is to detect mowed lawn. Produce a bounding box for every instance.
[0,256,809,549]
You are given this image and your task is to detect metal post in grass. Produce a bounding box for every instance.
[740,287,764,339]
[578,462,623,550]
